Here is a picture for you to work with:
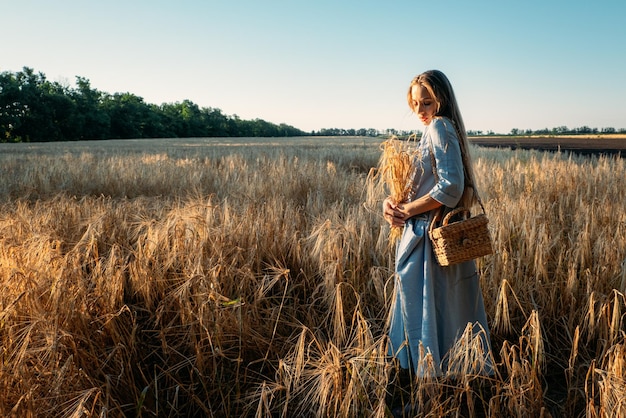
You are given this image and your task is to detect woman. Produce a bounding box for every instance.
[383,70,491,377]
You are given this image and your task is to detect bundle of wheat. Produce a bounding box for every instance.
[374,135,420,244]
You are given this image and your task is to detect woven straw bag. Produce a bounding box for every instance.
[428,206,493,266]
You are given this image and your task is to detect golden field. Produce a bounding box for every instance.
[0,137,625,417]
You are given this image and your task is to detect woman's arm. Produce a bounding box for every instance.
[399,194,442,218]
[383,194,442,227]
[428,118,465,207]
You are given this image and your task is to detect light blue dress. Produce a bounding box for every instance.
[387,117,492,376]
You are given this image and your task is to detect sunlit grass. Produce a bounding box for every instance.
[1,137,625,416]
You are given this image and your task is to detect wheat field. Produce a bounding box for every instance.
[0,137,625,417]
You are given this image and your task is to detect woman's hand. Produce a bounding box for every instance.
[383,197,407,228]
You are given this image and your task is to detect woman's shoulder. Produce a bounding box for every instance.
[430,116,455,133]
[427,117,457,141]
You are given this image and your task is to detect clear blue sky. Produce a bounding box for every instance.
[2,0,625,134]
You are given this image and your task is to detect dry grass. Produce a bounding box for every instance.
[0,137,625,417]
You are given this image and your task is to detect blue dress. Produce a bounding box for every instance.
[387,117,492,376]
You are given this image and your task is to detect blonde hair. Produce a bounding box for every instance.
[407,70,479,208]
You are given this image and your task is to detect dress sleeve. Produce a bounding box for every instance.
[428,118,464,208]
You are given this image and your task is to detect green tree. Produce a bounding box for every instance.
[103,92,153,139]
[71,77,110,139]
[0,71,27,141]
[3,67,72,141]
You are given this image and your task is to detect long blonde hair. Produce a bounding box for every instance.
[407,70,479,208]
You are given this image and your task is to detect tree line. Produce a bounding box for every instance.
[468,126,625,137]
[506,126,626,136]
[0,67,306,142]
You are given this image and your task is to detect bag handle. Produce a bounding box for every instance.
[428,207,471,234]
[442,207,471,224]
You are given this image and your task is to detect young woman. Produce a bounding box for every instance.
[383,70,492,377]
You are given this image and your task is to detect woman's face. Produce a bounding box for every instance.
[410,84,437,125]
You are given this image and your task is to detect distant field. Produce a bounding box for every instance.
[3,134,624,156]
[470,134,626,154]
